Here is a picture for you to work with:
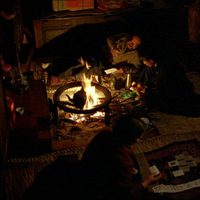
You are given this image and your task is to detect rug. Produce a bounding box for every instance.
[149,111,200,136]
[133,132,200,200]
[51,118,107,150]
[51,113,160,151]
[2,147,85,200]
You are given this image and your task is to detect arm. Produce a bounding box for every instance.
[106,33,131,55]
[141,174,161,188]
[142,58,157,68]
[112,151,162,200]
[112,153,146,199]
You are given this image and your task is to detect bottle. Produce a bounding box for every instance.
[126,73,132,89]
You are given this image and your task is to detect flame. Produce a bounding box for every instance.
[78,57,91,70]
[78,57,101,110]
[82,71,100,110]
[68,58,104,122]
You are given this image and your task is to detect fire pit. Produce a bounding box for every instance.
[53,81,112,124]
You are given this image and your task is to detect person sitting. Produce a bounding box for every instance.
[105,32,200,117]
[80,114,175,200]
[154,54,200,116]
[107,33,142,66]
[104,32,159,86]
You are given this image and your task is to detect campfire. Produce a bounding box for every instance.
[52,56,148,127]
[53,81,111,113]
[49,58,148,144]
[53,59,111,124]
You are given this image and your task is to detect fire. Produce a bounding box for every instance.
[82,73,100,110]
[69,58,104,122]
[77,57,101,110]
[78,57,99,83]
[78,57,91,70]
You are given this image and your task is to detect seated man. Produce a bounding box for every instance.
[80,114,175,200]
[105,32,200,117]
[105,32,159,90]
[106,32,142,71]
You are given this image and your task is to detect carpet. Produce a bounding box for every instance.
[51,118,161,150]
[2,147,85,200]
[51,118,106,150]
[149,111,200,136]
[3,132,199,200]
[133,132,200,200]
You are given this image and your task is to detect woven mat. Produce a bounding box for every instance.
[132,132,200,200]
[3,131,199,200]
[132,131,200,154]
[2,147,85,200]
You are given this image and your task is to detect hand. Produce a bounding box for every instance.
[111,48,120,57]
[141,173,162,188]
[143,59,157,68]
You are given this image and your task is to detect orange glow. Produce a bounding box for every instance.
[68,58,104,122]
[82,73,100,110]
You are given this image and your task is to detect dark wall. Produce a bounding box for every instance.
[20,0,53,28]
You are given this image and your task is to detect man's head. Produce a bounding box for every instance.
[127,35,142,50]
[112,114,146,145]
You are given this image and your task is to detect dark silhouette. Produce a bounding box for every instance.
[66,86,86,109]
[22,154,82,200]
[80,114,175,200]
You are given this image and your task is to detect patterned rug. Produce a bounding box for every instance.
[3,132,200,200]
[133,132,200,200]
[2,147,85,200]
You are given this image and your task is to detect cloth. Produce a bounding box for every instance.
[97,0,127,11]
[52,0,94,12]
